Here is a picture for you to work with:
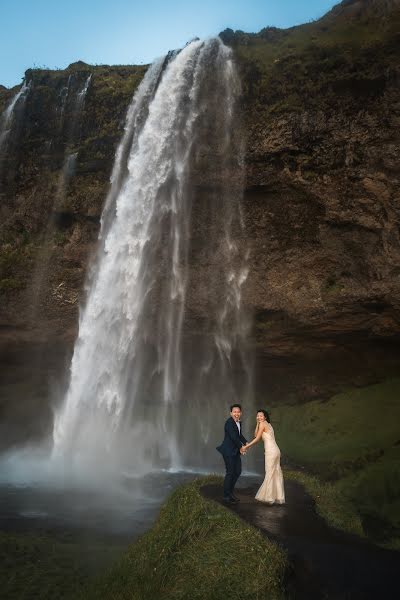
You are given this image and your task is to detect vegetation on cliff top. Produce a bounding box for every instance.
[221,0,400,116]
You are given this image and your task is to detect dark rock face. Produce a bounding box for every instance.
[0,1,400,447]
[241,104,400,400]
[229,0,400,401]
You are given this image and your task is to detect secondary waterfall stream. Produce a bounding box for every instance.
[53,38,252,476]
[0,79,31,151]
[28,72,92,326]
[0,79,31,186]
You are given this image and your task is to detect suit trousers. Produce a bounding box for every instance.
[222,453,242,498]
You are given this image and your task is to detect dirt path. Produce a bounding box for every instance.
[201,480,399,599]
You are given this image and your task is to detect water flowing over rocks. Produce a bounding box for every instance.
[51,40,251,472]
[0,0,399,454]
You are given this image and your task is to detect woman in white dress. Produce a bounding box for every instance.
[244,410,285,504]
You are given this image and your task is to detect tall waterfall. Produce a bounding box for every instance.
[53,38,252,475]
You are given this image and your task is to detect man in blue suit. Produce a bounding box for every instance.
[216,404,248,503]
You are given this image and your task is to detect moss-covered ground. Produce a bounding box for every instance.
[83,476,287,600]
[270,378,400,548]
[0,530,124,600]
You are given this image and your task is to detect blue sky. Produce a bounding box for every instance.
[1,0,337,88]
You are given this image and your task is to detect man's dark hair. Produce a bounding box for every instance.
[230,403,242,411]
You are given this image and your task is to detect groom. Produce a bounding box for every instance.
[216,404,248,504]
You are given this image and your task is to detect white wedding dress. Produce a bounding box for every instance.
[255,424,285,504]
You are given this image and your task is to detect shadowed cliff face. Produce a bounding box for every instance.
[0,1,400,448]
[222,0,400,401]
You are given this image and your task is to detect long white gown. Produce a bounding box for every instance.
[255,424,285,504]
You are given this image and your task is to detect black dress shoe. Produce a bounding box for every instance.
[231,494,240,502]
[223,497,237,504]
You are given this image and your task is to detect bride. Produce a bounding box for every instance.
[244,409,285,504]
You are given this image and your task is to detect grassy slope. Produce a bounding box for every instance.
[229,4,400,116]
[284,468,365,539]
[83,477,287,600]
[270,378,400,546]
[0,531,123,600]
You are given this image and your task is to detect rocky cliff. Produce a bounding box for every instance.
[0,0,399,446]
[223,0,400,401]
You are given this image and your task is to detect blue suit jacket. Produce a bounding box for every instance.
[216,417,248,457]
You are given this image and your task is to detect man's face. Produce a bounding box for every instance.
[231,407,242,421]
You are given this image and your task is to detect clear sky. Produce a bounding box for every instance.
[1,0,338,88]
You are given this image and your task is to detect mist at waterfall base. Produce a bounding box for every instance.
[0,449,201,541]
[53,37,252,478]
[0,38,254,537]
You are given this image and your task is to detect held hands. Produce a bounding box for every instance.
[240,444,250,455]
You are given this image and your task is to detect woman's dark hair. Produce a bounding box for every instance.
[257,409,270,423]
[230,403,242,411]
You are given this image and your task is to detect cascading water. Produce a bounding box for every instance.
[0,80,31,184]
[53,38,252,476]
[29,73,92,320]
[57,74,72,128]
[56,73,91,166]
[76,74,92,108]
[60,73,91,171]
[55,151,78,202]
[0,80,31,151]
[59,74,91,187]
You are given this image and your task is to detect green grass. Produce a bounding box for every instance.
[284,469,364,538]
[83,476,287,600]
[270,378,400,547]
[0,531,123,600]
[272,378,400,477]
[228,6,400,117]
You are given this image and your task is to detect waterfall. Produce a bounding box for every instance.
[55,151,78,203]
[58,74,91,197]
[53,38,252,475]
[0,80,31,184]
[76,74,92,111]
[58,74,72,128]
[64,73,91,149]
[0,80,31,150]
[28,73,92,322]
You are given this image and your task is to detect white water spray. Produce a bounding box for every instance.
[53,39,252,475]
[76,74,92,110]
[57,74,72,127]
[0,80,31,155]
